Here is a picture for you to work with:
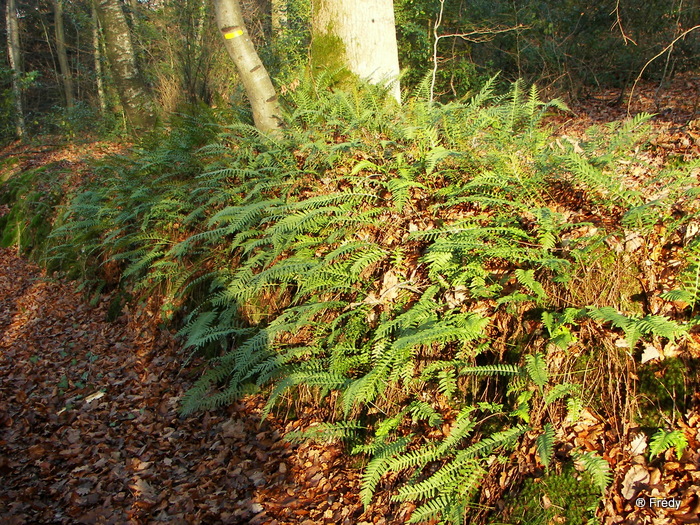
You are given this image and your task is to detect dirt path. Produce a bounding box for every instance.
[0,247,394,524]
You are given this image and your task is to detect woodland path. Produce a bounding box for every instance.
[0,247,400,524]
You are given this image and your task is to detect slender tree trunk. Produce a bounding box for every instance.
[213,0,281,132]
[6,0,25,137]
[182,0,209,104]
[95,0,156,130]
[194,0,207,50]
[53,0,75,109]
[92,3,107,114]
[271,0,287,35]
[311,0,401,102]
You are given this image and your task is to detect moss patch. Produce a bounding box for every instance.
[636,357,696,428]
[491,463,601,524]
[309,5,355,88]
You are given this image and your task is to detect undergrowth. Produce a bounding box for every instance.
[3,73,699,524]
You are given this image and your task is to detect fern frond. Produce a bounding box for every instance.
[285,420,364,445]
[394,454,486,503]
[360,437,412,506]
[460,424,527,460]
[536,423,556,468]
[525,353,549,389]
[573,451,612,493]
[406,495,459,524]
[408,401,443,427]
[515,268,547,303]
[649,429,688,460]
[436,407,477,454]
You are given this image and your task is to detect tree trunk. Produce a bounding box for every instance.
[311,0,401,103]
[271,0,287,35]
[213,0,281,132]
[92,3,107,114]
[95,0,156,130]
[53,0,75,109]
[182,0,209,104]
[6,0,25,137]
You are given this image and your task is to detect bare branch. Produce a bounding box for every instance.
[438,26,524,45]
[627,24,700,115]
[430,0,522,103]
[611,0,637,46]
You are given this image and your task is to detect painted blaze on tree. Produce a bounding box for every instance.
[213,0,282,132]
[311,0,401,102]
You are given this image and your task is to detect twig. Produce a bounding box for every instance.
[430,0,522,103]
[655,0,684,101]
[611,0,637,45]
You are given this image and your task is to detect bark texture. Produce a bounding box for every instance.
[311,0,401,102]
[92,3,107,114]
[213,0,282,132]
[271,0,288,34]
[53,0,75,109]
[6,0,25,137]
[95,0,156,130]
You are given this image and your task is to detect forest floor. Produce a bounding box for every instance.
[0,247,388,525]
[1,75,700,524]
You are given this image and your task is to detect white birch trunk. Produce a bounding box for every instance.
[271,0,287,34]
[213,0,282,132]
[91,4,107,114]
[95,0,156,130]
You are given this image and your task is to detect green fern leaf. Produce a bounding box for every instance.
[525,353,548,389]
[285,420,364,445]
[649,429,688,460]
[515,269,547,303]
[545,382,581,405]
[573,451,611,493]
[360,437,411,506]
[408,401,443,427]
[536,424,556,468]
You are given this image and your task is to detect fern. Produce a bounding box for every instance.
[536,423,556,468]
[542,308,583,349]
[587,307,686,347]
[573,451,612,493]
[436,408,478,454]
[525,353,548,390]
[393,424,526,514]
[544,382,581,405]
[360,437,412,506]
[406,495,461,524]
[34,74,696,525]
[649,429,688,460]
[408,401,444,427]
[661,240,700,312]
[285,420,364,445]
[565,153,641,208]
[515,268,547,303]
[394,456,486,502]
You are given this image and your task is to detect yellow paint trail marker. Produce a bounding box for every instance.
[224,29,244,39]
